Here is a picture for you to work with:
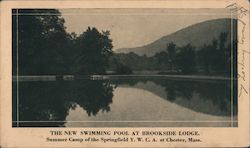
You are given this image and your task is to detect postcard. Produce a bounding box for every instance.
[0,0,249,147]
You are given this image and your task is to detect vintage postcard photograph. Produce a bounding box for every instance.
[12,8,238,127]
[1,0,249,147]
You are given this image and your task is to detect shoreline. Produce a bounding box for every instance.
[12,74,235,82]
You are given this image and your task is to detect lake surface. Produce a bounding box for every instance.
[12,76,237,127]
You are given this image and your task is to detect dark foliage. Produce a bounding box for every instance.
[176,43,196,74]
[13,9,235,77]
[14,9,72,75]
[115,63,133,74]
[111,32,235,76]
[17,80,114,126]
[13,9,113,75]
[72,27,113,74]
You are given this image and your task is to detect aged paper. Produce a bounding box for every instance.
[0,0,249,147]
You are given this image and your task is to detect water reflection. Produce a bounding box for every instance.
[13,78,237,127]
[16,80,114,127]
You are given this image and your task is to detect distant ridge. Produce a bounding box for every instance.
[115,19,235,56]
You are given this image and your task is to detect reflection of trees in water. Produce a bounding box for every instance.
[194,82,230,113]
[166,86,176,102]
[109,78,236,116]
[18,81,70,126]
[157,80,194,102]
[18,80,114,127]
[17,78,236,127]
[148,79,235,116]
[111,78,148,87]
[72,81,114,116]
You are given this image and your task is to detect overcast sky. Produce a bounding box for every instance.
[60,9,232,50]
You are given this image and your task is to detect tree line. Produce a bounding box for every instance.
[110,32,236,76]
[13,9,236,76]
[13,9,113,75]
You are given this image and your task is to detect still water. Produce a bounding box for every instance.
[13,77,237,127]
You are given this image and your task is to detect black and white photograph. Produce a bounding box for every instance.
[12,8,238,127]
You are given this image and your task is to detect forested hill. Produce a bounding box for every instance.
[115,19,235,56]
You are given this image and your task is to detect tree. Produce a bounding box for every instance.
[219,32,228,50]
[176,44,196,74]
[216,32,230,74]
[73,27,113,74]
[16,9,71,75]
[197,32,230,75]
[197,44,212,73]
[166,42,176,71]
[198,39,221,74]
[114,61,132,74]
[154,51,168,65]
